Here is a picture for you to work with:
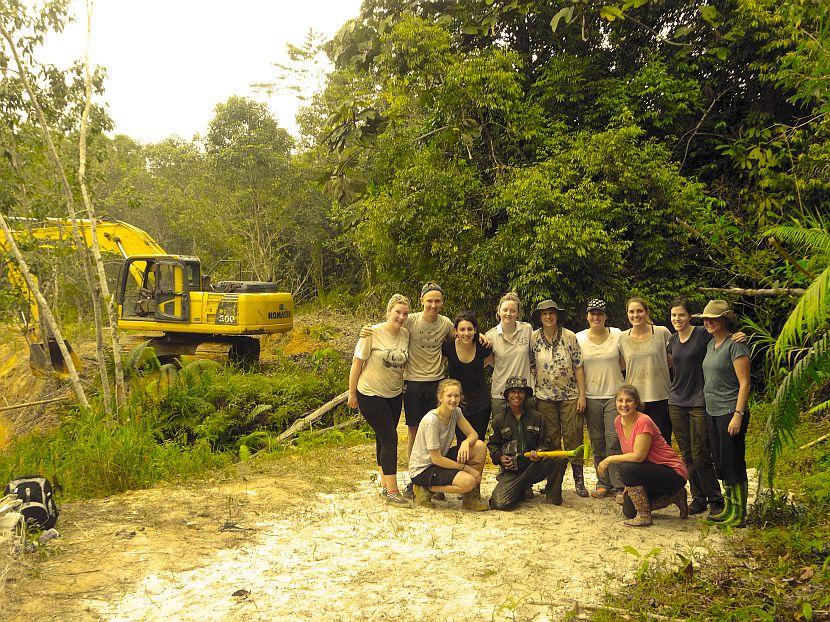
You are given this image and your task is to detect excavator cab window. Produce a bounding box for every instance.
[152,261,190,322]
[118,257,189,323]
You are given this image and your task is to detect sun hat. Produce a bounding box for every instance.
[586,298,607,313]
[692,299,736,321]
[503,376,533,399]
[531,299,566,324]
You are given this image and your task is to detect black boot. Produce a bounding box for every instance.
[544,460,567,505]
[572,464,589,497]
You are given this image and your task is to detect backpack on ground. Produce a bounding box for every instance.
[4,476,59,530]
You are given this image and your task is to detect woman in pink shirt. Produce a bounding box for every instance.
[597,384,688,527]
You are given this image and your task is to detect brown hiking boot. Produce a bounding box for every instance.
[413,485,434,508]
[461,485,489,511]
[623,486,653,527]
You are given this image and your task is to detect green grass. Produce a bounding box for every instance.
[0,345,352,500]
[578,403,830,622]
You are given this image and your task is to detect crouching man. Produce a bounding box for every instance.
[488,376,568,510]
[409,379,489,511]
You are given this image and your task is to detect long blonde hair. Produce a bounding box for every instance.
[436,378,463,404]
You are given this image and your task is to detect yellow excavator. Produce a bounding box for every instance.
[2,217,294,375]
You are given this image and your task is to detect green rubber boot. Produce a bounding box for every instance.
[721,481,748,528]
[706,484,733,523]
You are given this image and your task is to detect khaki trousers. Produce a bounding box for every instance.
[536,398,583,467]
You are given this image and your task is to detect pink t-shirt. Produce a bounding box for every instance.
[615,413,688,479]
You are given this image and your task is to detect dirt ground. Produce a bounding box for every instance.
[0,433,726,622]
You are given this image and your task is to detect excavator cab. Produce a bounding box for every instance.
[118,256,191,323]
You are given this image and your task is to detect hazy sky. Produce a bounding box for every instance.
[40,0,363,143]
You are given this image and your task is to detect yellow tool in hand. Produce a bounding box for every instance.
[524,443,591,461]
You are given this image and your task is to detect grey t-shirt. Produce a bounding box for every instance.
[408,407,461,478]
[667,326,710,408]
[404,312,453,381]
[701,339,750,416]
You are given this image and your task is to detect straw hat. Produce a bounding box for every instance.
[692,299,736,321]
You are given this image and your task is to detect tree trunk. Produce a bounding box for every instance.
[79,0,126,407]
[0,214,90,410]
[0,13,112,413]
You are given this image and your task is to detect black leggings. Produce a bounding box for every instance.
[707,411,749,485]
[357,391,402,476]
[642,400,671,445]
[456,404,491,446]
[619,461,685,497]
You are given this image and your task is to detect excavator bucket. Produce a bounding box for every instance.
[28,339,82,378]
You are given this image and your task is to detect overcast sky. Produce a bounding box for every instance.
[40,0,363,143]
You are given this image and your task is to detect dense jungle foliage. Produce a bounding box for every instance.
[0,1,827,492]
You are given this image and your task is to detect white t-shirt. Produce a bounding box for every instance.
[409,407,461,478]
[354,324,409,398]
[404,312,453,381]
[618,325,672,402]
[576,327,624,399]
[485,321,533,399]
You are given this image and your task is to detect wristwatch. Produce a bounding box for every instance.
[734,410,744,416]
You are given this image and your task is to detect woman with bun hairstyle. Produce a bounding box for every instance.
[348,294,411,506]
[442,311,493,444]
[618,297,673,444]
[597,384,688,527]
[576,298,625,499]
[695,300,751,528]
[484,292,534,417]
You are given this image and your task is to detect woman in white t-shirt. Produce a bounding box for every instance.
[484,292,534,418]
[348,294,411,506]
[576,298,625,499]
[617,297,673,444]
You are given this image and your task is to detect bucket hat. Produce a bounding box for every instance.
[531,299,566,325]
[692,299,736,322]
[503,376,533,399]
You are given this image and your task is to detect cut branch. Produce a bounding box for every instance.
[0,396,69,412]
[276,391,349,441]
[700,287,806,296]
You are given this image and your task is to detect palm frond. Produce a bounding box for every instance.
[764,225,830,258]
[773,265,830,361]
[760,332,830,490]
[806,398,830,417]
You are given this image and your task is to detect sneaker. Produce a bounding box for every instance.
[688,498,709,515]
[591,485,611,499]
[378,486,388,499]
[385,491,411,507]
[401,482,414,500]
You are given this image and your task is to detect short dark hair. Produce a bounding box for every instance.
[670,298,691,314]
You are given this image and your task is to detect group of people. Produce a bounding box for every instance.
[347,284,752,528]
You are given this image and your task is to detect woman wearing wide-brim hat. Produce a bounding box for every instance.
[529,299,589,498]
[694,300,751,528]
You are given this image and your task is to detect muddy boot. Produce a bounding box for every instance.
[544,460,567,505]
[623,486,653,527]
[706,484,733,523]
[462,485,489,511]
[672,487,689,519]
[413,485,434,508]
[431,492,446,501]
[572,464,589,497]
[524,486,535,500]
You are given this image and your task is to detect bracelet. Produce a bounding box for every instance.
[734,410,744,416]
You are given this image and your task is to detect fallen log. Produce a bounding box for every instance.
[700,287,806,297]
[276,391,349,442]
[0,396,69,412]
[305,415,362,437]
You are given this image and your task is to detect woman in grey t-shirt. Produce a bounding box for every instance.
[696,300,751,528]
